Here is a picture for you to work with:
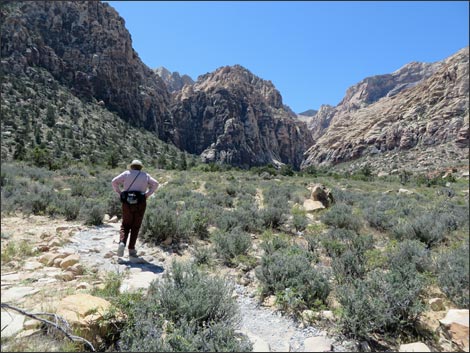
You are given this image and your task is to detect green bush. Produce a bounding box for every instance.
[120,261,251,352]
[291,205,308,232]
[256,242,329,313]
[337,267,426,340]
[435,240,469,309]
[321,203,362,232]
[213,227,252,266]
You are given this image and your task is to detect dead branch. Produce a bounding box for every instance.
[1,302,96,351]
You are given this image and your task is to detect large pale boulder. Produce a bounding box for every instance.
[303,199,325,212]
[309,184,334,208]
[398,342,431,352]
[440,309,469,352]
[59,254,80,269]
[56,294,115,346]
[304,336,334,352]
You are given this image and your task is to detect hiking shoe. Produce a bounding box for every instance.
[117,242,125,257]
[128,249,138,258]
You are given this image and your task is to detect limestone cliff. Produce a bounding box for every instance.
[170,65,313,169]
[302,47,469,172]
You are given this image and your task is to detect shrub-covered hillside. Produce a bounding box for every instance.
[1,160,468,351]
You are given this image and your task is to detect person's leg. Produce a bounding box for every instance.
[128,200,147,252]
[120,203,133,245]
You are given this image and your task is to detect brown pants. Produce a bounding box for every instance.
[120,199,146,250]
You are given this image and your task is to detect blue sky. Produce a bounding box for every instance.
[108,1,469,113]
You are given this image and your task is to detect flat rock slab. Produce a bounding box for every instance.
[2,286,40,303]
[120,271,161,293]
[399,342,431,352]
[1,309,25,338]
[304,336,334,352]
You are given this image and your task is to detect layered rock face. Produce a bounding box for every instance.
[154,66,194,92]
[170,65,313,169]
[302,47,469,170]
[1,0,173,139]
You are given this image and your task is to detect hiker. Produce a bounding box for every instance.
[111,159,159,258]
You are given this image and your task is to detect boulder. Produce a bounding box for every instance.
[309,184,334,208]
[398,342,431,352]
[59,254,80,269]
[56,294,116,346]
[428,298,446,311]
[303,199,325,212]
[440,309,469,352]
[304,336,333,352]
[1,309,25,338]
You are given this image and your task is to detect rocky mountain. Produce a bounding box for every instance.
[1,0,174,140]
[302,47,469,172]
[170,65,313,168]
[154,66,194,92]
[1,1,313,169]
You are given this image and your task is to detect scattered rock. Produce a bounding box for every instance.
[440,309,469,352]
[59,254,80,269]
[303,199,325,212]
[2,286,40,302]
[262,295,276,307]
[304,336,334,352]
[398,342,431,352]
[109,215,119,223]
[429,298,446,311]
[56,294,115,346]
[309,183,334,208]
[1,309,25,338]
[398,188,414,195]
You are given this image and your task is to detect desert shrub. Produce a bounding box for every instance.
[59,197,82,221]
[22,184,57,215]
[435,240,469,309]
[392,214,446,248]
[213,227,252,266]
[141,202,178,244]
[321,228,357,257]
[331,233,374,284]
[120,261,251,352]
[291,205,308,232]
[337,267,427,340]
[193,246,214,266]
[81,202,105,226]
[321,203,362,232]
[260,205,287,229]
[217,200,261,233]
[256,243,329,313]
[386,239,432,275]
[364,201,396,232]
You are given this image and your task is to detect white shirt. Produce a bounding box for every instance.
[111,170,159,198]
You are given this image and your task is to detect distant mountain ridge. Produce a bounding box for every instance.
[302,47,469,172]
[1,1,311,169]
[154,66,194,92]
[1,1,467,173]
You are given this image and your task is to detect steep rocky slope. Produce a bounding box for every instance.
[302,47,469,172]
[1,0,174,139]
[1,1,312,169]
[170,65,313,169]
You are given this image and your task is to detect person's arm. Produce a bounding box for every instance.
[145,175,159,198]
[111,172,127,196]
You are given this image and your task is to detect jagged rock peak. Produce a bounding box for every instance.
[301,46,469,173]
[194,64,283,109]
[154,66,194,92]
[338,59,442,112]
